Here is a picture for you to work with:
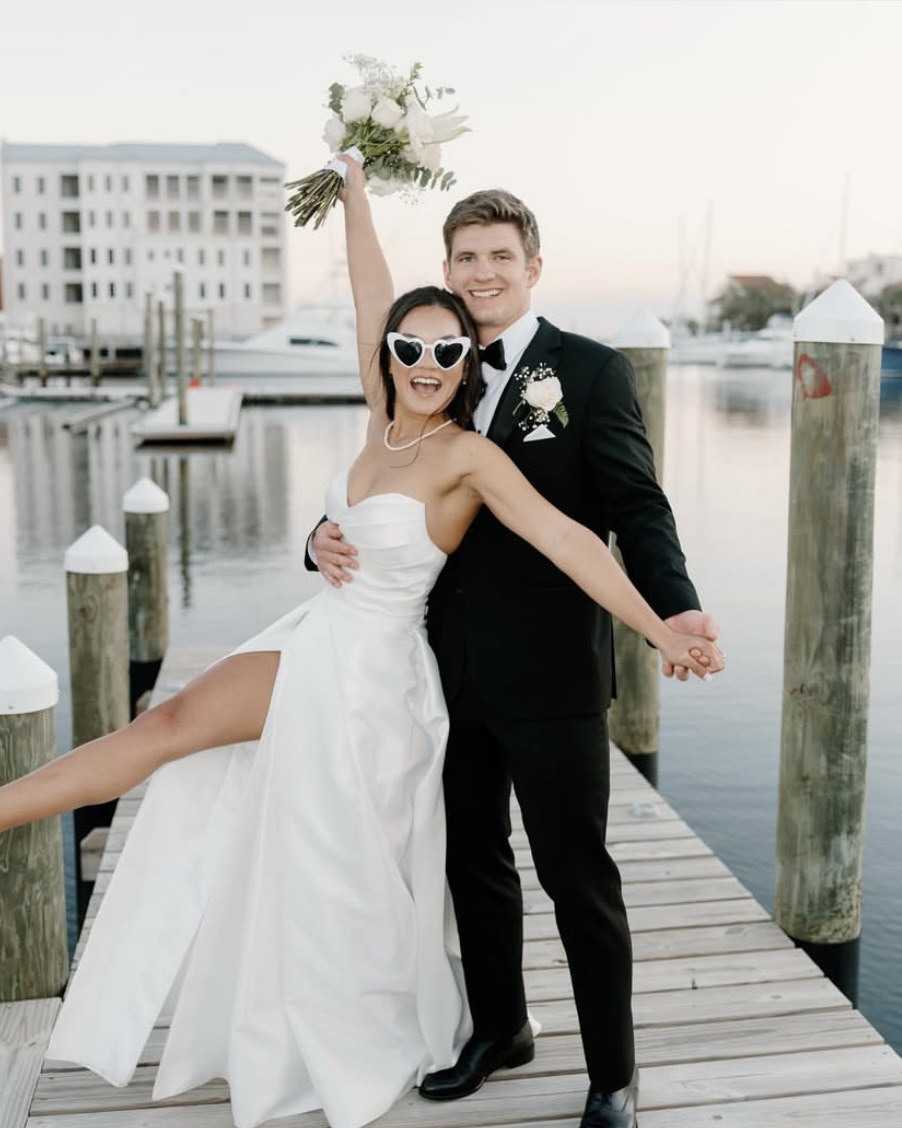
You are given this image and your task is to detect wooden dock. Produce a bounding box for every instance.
[4,645,902,1128]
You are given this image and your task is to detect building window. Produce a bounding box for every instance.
[168,210,181,232]
[62,211,81,233]
[218,283,226,299]
[41,283,50,301]
[211,174,228,199]
[213,211,229,235]
[260,212,279,236]
[176,248,184,263]
[122,174,130,192]
[186,175,200,200]
[217,249,225,266]
[109,282,116,298]
[199,282,206,299]
[260,176,279,187]
[198,248,205,265]
[88,210,96,228]
[13,175,21,193]
[237,175,252,200]
[64,247,83,270]
[14,212,22,230]
[145,174,160,199]
[65,283,84,303]
[17,283,25,300]
[124,248,132,265]
[89,248,97,264]
[237,212,252,236]
[40,249,49,267]
[147,210,160,232]
[262,283,281,304]
[91,282,98,298]
[37,176,45,194]
[38,212,46,230]
[123,211,131,228]
[244,283,251,299]
[15,249,24,266]
[188,211,201,233]
[106,211,114,227]
[105,175,112,192]
[61,174,80,198]
[148,250,155,262]
[107,249,114,264]
[261,247,280,269]
[166,175,179,199]
[126,282,133,298]
[87,174,94,191]
[243,249,251,266]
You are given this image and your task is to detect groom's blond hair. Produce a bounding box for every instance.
[443,189,541,260]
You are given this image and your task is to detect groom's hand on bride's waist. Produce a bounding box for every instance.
[312,521,358,587]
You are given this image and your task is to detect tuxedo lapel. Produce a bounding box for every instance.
[487,318,562,448]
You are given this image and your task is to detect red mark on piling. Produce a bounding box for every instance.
[796,353,832,399]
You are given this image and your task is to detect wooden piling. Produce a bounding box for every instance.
[156,300,168,400]
[124,479,170,712]
[207,308,216,386]
[89,320,100,387]
[191,318,203,385]
[37,318,48,388]
[0,636,68,1002]
[64,526,129,914]
[174,272,187,425]
[143,292,158,407]
[609,312,671,785]
[775,279,884,1002]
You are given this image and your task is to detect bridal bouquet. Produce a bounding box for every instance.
[285,56,469,229]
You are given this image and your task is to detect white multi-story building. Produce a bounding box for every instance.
[0,141,288,341]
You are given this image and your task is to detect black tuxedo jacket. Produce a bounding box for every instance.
[425,317,699,720]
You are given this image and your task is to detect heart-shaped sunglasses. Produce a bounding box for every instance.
[386,332,471,371]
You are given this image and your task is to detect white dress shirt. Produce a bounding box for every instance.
[473,311,540,435]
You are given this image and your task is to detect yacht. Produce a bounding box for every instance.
[208,314,358,378]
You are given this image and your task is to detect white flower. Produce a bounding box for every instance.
[420,143,442,173]
[523,376,563,413]
[368,176,408,197]
[429,108,469,144]
[322,116,347,151]
[401,102,434,146]
[340,86,372,123]
[371,97,404,129]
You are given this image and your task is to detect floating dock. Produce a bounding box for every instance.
[131,388,243,445]
[3,645,902,1128]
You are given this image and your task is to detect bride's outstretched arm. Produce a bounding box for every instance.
[337,154,393,411]
[0,653,279,834]
[458,436,724,679]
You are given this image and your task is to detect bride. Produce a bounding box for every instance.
[0,156,723,1128]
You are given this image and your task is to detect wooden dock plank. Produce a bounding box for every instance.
[0,1000,59,1128]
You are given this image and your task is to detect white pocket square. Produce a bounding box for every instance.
[523,424,555,443]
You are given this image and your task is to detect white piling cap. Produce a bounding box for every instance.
[612,310,671,349]
[0,636,59,714]
[124,477,170,514]
[64,525,128,574]
[793,279,883,345]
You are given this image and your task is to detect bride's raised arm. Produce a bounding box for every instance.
[336,155,393,412]
[456,435,724,680]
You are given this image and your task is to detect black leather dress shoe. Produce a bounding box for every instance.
[418,1021,534,1100]
[580,1069,639,1127]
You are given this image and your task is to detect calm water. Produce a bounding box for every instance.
[1,366,900,1052]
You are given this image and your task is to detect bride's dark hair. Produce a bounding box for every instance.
[378,287,484,428]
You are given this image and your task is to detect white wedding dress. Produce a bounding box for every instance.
[47,468,471,1128]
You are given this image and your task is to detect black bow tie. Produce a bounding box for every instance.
[478,339,506,371]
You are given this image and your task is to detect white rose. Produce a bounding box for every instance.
[367,176,407,197]
[524,376,563,413]
[322,116,347,152]
[340,87,372,123]
[371,97,404,129]
[401,103,433,145]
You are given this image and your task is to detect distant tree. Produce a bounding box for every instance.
[710,275,798,332]
[871,284,902,339]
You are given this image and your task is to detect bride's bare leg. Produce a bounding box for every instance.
[0,651,280,834]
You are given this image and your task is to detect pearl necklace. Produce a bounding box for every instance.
[383,418,454,452]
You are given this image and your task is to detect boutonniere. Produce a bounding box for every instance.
[514,364,569,432]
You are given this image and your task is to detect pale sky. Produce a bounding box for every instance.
[3,0,901,336]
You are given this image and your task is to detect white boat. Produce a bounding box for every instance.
[207,314,359,378]
[720,316,794,369]
[668,330,730,366]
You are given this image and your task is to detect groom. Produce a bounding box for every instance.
[311,188,716,1128]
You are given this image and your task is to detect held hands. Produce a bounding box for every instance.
[657,629,725,683]
[313,521,358,588]
[661,610,721,682]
